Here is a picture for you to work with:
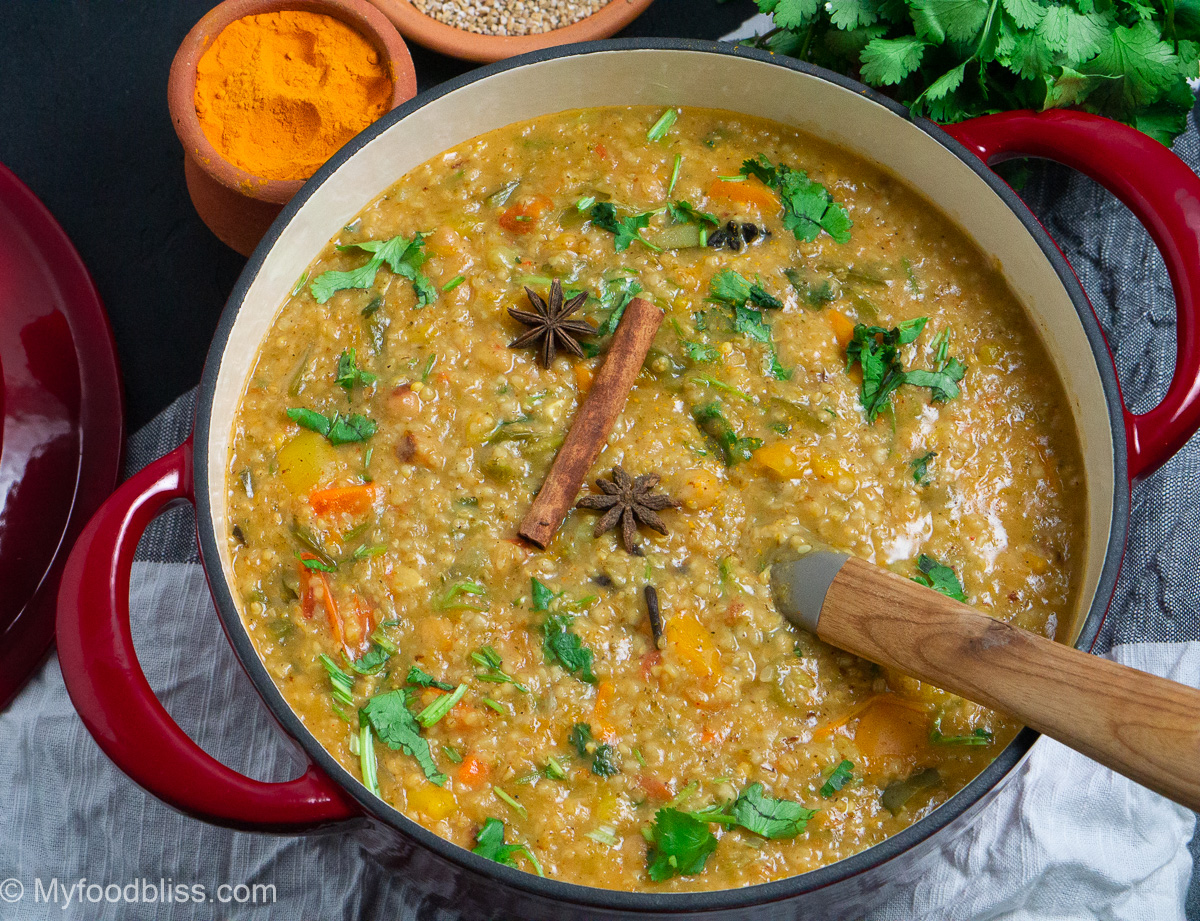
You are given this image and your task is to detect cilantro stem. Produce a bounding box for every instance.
[359,722,380,796]
[493,786,528,819]
[668,154,682,196]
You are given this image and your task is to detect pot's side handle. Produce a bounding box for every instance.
[945,109,1200,483]
[56,441,359,831]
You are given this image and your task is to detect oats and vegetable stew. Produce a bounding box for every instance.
[227,106,1084,891]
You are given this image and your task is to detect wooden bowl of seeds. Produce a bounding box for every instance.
[365,0,655,62]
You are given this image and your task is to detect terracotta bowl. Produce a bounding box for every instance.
[368,0,656,62]
[168,0,417,257]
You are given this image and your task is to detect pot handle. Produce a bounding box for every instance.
[944,109,1200,482]
[56,440,359,831]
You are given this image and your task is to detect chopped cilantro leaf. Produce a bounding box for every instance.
[646,808,719,881]
[692,402,762,467]
[709,268,783,311]
[683,340,720,363]
[473,818,545,876]
[820,759,855,798]
[910,450,937,485]
[912,554,967,601]
[595,277,644,339]
[530,576,555,612]
[740,155,852,244]
[335,348,376,391]
[542,613,598,684]
[346,642,392,676]
[361,689,446,785]
[286,408,377,446]
[407,666,455,692]
[311,234,436,306]
[570,722,594,757]
[906,357,966,402]
[588,202,660,252]
[844,319,928,423]
[668,200,720,227]
[591,743,621,777]
[732,783,817,838]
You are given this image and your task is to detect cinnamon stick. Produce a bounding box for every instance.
[518,298,664,548]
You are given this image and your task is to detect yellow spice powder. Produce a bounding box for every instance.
[194,10,392,182]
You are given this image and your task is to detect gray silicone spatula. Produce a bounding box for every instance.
[770,551,1200,810]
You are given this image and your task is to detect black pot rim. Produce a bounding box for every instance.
[194,36,1130,913]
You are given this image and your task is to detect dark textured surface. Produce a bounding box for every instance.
[0,0,754,432]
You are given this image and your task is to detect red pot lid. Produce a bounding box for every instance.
[0,163,123,710]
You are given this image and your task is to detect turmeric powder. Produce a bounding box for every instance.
[194,11,392,182]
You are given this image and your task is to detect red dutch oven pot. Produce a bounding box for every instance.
[56,40,1200,920]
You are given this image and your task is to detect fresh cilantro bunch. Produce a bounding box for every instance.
[751,0,1199,145]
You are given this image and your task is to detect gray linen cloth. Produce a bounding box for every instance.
[2,118,1199,921]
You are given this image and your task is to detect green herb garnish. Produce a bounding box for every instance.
[493,786,528,819]
[820,759,854,798]
[362,689,446,785]
[645,808,719,881]
[930,717,994,746]
[844,318,927,422]
[692,402,762,467]
[471,645,530,692]
[568,723,620,776]
[740,154,851,244]
[359,719,380,796]
[910,451,936,486]
[542,614,598,684]
[731,783,817,839]
[320,654,355,707]
[750,0,1198,147]
[407,666,455,692]
[647,108,679,141]
[434,579,489,612]
[588,202,661,253]
[335,348,376,391]
[912,554,967,601]
[472,818,544,876]
[286,408,377,445]
[415,683,468,728]
[311,233,436,306]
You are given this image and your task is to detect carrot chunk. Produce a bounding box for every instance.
[499,195,554,234]
[829,308,856,351]
[309,483,377,517]
[456,754,491,788]
[708,177,779,212]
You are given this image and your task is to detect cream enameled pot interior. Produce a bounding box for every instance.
[207,47,1115,649]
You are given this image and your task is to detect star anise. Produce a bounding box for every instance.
[508,279,594,368]
[576,466,676,554]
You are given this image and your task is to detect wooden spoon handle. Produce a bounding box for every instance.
[821,556,1200,811]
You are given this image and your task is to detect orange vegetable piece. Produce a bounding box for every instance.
[637,773,672,801]
[499,195,554,234]
[667,614,722,681]
[593,680,618,741]
[708,177,779,213]
[574,362,594,393]
[309,483,377,517]
[852,695,931,769]
[829,308,856,351]
[456,754,491,788]
[299,558,344,650]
